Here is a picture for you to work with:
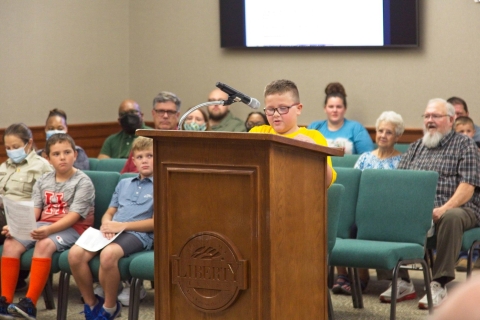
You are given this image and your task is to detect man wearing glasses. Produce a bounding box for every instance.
[207,88,246,132]
[151,91,181,130]
[382,98,480,309]
[119,92,181,174]
[98,99,151,159]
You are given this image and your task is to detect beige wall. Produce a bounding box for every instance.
[2,1,480,129]
[0,0,129,128]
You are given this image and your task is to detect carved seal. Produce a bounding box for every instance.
[172,231,248,312]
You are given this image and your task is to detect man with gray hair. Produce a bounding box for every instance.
[151,91,181,130]
[379,98,480,309]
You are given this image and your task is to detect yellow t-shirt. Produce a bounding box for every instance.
[250,125,336,185]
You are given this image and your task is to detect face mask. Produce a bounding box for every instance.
[184,122,206,131]
[46,130,66,140]
[120,114,142,134]
[6,144,28,163]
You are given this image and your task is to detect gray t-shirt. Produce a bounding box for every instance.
[33,170,95,234]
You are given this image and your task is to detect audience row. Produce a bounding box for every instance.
[1,78,479,319]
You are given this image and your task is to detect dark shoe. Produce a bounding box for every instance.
[0,296,14,319]
[82,295,104,320]
[15,279,28,293]
[332,275,351,295]
[94,301,121,320]
[7,297,36,319]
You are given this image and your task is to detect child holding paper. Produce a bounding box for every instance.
[68,136,154,320]
[0,133,94,319]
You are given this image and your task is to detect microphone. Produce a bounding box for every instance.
[216,82,260,109]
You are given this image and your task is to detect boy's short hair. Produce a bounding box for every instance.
[264,79,300,104]
[131,136,153,154]
[454,116,475,129]
[46,133,76,156]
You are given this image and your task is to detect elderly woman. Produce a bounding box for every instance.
[354,111,405,170]
[332,111,405,296]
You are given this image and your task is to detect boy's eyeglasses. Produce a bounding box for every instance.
[153,109,177,116]
[264,105,298,116]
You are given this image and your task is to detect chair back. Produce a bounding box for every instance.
[88,158,99,171]
[355,169,438,245]
[84,171,120,228]
[333,168,362,239]
[331,154,361,168]
[96,158,127,172]
[327,184,344,254]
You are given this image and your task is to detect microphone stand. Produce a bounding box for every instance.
[177,97,237,130]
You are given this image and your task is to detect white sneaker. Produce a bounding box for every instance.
[379,279,416,303]
[93,282,105,298]
[117,280,147,307]
[418,281,447,309]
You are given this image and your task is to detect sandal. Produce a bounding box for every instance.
[332,275,351,295]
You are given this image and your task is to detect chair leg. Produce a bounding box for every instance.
[42,273,55,310]
[328,289,335,320]
[347,267,363,309]
[128,278,142,320]
[56,271,70,320]
[390,264,401,320]
[328,265,334,289]
[420,260,433,314]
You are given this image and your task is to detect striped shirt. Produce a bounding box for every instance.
[398,131,480,223]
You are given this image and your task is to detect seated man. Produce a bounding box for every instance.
[121,91,181,174]
[207,88,246,132]
[98,99,150,159]
[380,98,480,309]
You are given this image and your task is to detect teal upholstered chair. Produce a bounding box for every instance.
[330,169,438,320]
[96,158,127,172]
[327,184,344,320]
[56,171,120,320]
[327,168,362,307]
[88,158,99,171]
[394,143,411,153]
[331,154,361,168]
[128,251,154,320]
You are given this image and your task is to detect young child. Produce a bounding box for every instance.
[454,116,476,140]
[0,133,95,319]
[453,116,480,271]
[249,79,336,186]
[68,136,154,320]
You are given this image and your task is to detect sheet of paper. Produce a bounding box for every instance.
[75,227,124,252]
[1,196,37,240]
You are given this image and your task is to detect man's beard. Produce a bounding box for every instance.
[422,129,448,148]
[209,110,228,121]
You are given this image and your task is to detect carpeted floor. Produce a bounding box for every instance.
[10,268,478,319]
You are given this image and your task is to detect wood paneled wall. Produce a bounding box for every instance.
[0,123,422,163]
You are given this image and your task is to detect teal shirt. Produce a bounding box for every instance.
[99,123,151,158]
[210,111,246,132]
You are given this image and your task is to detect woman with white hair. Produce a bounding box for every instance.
[354,111,405,170]
[332,111,405,295]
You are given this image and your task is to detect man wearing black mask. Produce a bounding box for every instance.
[98,99,151,159]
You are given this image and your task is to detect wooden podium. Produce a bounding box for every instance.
[138,130,342,320]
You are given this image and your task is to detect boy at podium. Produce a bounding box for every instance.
[249,79,336,186]
[68,136,155,320]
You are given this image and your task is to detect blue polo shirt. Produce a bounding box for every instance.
[109,175,154,249]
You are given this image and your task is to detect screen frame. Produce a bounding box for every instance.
[220,0,419,49]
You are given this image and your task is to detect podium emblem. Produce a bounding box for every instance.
[172,231,248,312]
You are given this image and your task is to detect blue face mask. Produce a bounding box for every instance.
[6,144,28,163]
[46,130,66,140]
[184,122,206,131]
